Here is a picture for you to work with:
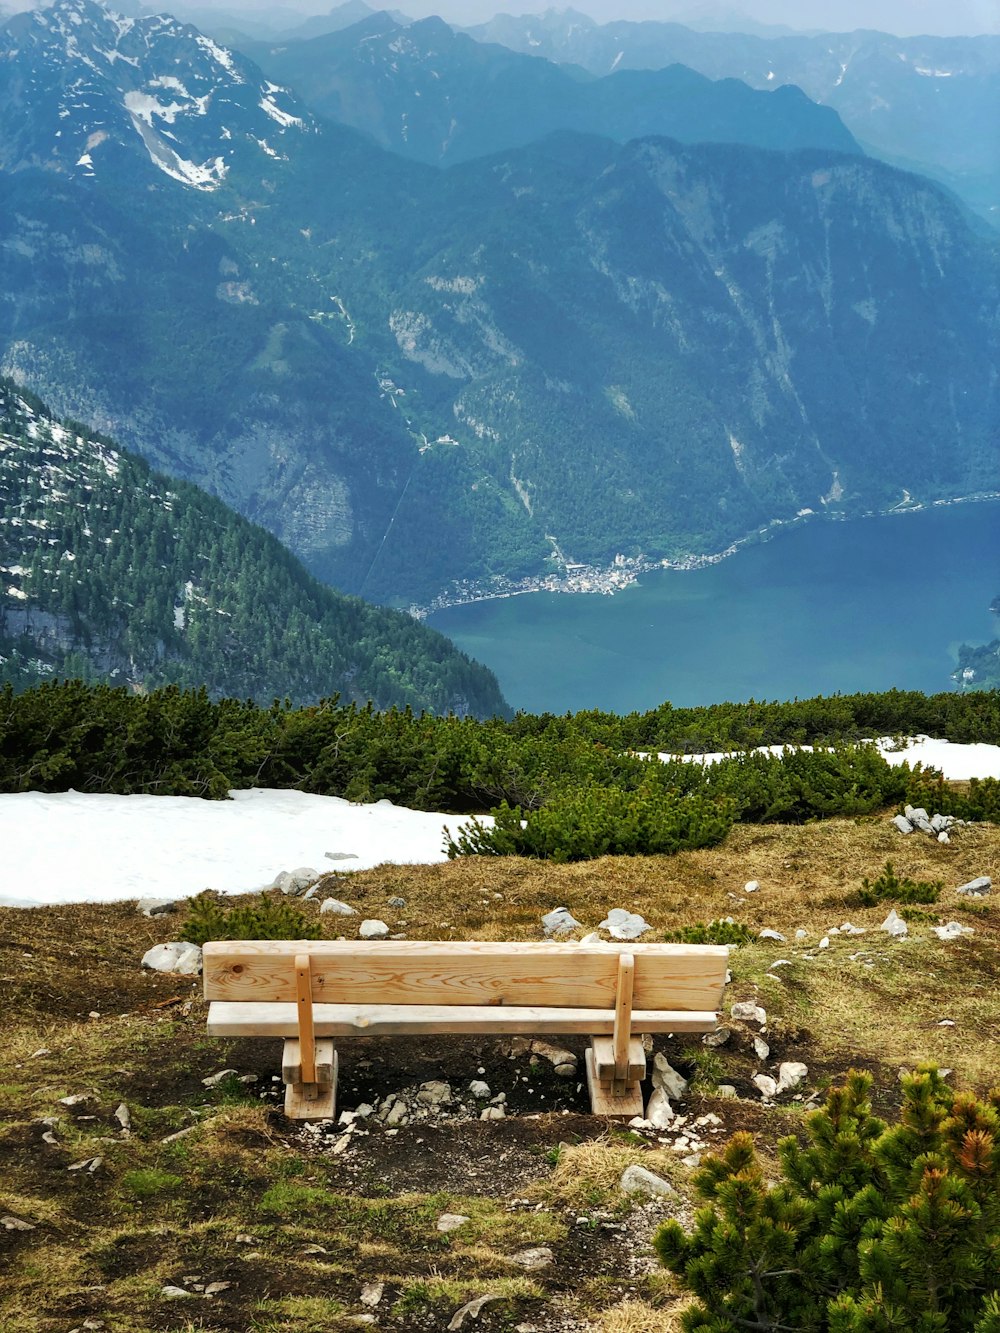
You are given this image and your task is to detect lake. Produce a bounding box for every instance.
[428,503,1000,714]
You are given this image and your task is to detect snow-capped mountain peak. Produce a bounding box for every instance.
[0,0,311,189]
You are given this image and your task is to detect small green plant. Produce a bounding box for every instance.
[180,891,323,945]
[119,1167,184,1199]
[857,860,942,906]
[664,918,753,946]
[655,1066,1000,1332]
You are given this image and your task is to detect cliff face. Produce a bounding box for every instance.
[0,2,996,605]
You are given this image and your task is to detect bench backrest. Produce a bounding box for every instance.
[202,939,729,1012]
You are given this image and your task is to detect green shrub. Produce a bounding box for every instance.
[444,785,734,863]
[664,918,753,947]
[857,860,942,906]
[180,891,323,945]
[655,1067,1000,1332]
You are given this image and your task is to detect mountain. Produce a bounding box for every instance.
[242,12,860,166]
[0,0,997,613]
[0,379,509,714]
[466,11,1000,227]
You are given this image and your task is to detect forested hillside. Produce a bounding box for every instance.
[0,381,508,716]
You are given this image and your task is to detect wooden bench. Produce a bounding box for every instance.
[202,940,728,1120]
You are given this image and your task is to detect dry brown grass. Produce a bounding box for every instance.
[593,1298,687,1333]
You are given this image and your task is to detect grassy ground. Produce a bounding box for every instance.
[1,812,998,1332]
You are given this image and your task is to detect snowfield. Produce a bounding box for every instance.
[1,736,998,908]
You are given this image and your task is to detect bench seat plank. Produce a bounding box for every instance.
[207,1001,720,1038]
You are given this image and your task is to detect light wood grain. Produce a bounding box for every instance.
[612,953,634,1081]
[282,1038,335,1087]
[591,1035,646,1084]
[207,1001,720,1037]
[294,953,316,1084]
[586,1047,644,1118]
[284,1073,336,1121]
[202,940,728,1012]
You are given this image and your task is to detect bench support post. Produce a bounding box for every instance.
[282,954,337,1120]
[586,952,646,1118]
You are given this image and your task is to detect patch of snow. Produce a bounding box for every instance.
[195,34,242,80]
[0,789,492,907]
[259,95,303,129]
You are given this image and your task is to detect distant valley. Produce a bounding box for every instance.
[0,0,997,620]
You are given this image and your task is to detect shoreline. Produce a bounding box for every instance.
[412,488,1000,621]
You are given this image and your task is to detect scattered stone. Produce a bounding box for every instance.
[542,907,582,936]
[480,1106,505,1120]
[448,1294,503,1331]
[938,831,951,844]
[361,1282,384,1307]
[905,806,934,834]
[933,921,974,940]
[753,1037,770,1061]
[511,1246,553,1270]
[839,922,866,936]
[30,1048,50,1059]
[930,813,952,833]
[417,1080,452,1107]
[620,1164,676,1197]
[136,898,177,917]
[114,1103,130,1131]
[205,1282,231,1296]
[67,1157,102,1173]
[273,867,319,896]
[753,1074,778,1099]
[320,898,356,916]
[359,919,390,940]
[645,1089,674,1128]
[437,1213,471,1233]
[530,1040,577,1076]
[769,960,793,970]
[716,1084,738,1099]
[759,928,786,942]
[469,1080,491,1099]
[937,1019,956,1027]
[777,1062,808,1093]
[794,929,808,940]
[956,876,991,897]
[202,1069,240,1088]
[141,942,202,975]
[1,1215,35,1231]
[388,896,406,908]
[160,1286,195,1301]
[818,936,830,950]
[59,1094,93,1108]
[599,908,651,940]
[325,852,359,861]
[880,909,908,938]
[703,1026,731,1047]
[731,1001,767,1026]
[744,880,760,893]
[652,1053,689,1101]
[578,932,605,945]
[892,815,914,835]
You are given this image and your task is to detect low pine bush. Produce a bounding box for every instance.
[663,919,753,947]
[857,860,942,906]
[655,1067,1000,1332]
[180,891,322,945]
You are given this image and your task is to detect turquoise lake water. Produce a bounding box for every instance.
[428,503,1000,714]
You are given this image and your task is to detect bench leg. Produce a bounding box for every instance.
[281,1039,337,1121]
[585,1040,645,1119]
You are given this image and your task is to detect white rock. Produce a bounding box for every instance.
[956,876,991,897]
[530,1040,577,1073]
[511,1246,553,1270]
[619,1164,675,1197]
[469,1080,491,1099]
[160,1286,195,1301]
[716,1084,738,1099]
[938,831,951,844]
[141,942,202,975]
[753,1037,770,1061]
[880,909,908,937]
[645,1088,675,1128]
[840,922,866,936]
[0,1215,36,1231]
[202,1069,240,1088]
[578,931,605,945]
[274,867,319,896]
[542,907,582,936]
[598,908,651,940]
[818,936,830,950]
[136,898,177,917]
[417,1080,452,1107]
[703,1026,731,1047]
[769,959,792,970]
[744,880,760,893]
[758,928,786,942]
[753,1074,778,1099]
[731,1001,767,1026]
[892,815,914,834]
[359,919,389,940]
[480,1105,505,1120]
[794,928,808,940]
[320,898,356,916]
[933,921,974,940]
[777,1062,808,1093]
[361,1282,384,1307]
[436,1213,471,1233]
[652,1053,689,1100]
